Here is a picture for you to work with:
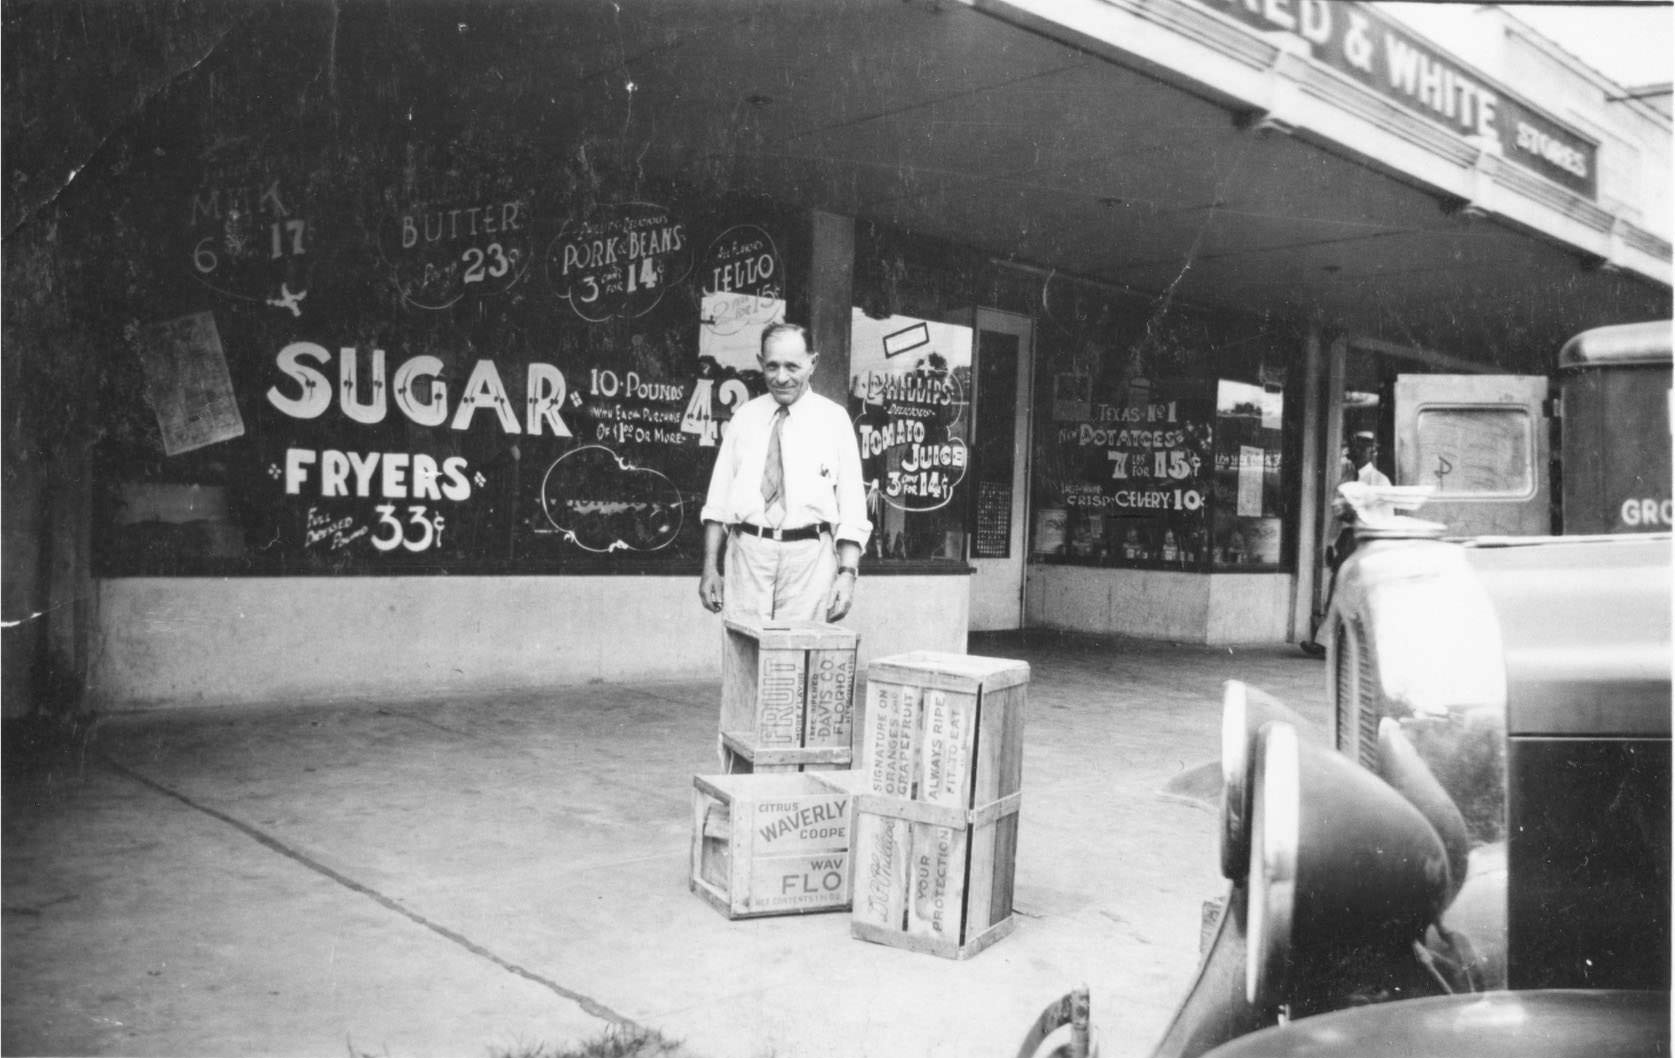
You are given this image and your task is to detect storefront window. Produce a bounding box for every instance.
[90,174,802,576]
[1029,375,1287,572]
[1033,377,1213,569]
[848,309,973,563]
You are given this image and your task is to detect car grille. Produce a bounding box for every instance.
[1332,617,1381,771]
[1356,633,1379,771]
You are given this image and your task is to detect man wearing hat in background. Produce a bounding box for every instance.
[1346,430,1390,489]
[1301,430,1390,656]
[697,322,871,623]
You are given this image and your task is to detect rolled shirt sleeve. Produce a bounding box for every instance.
[698,406,743,527]
[823,397,871,549]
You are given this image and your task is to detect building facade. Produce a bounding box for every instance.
[3,0,1668,713]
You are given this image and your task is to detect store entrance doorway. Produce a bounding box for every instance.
[966,309,1034,632]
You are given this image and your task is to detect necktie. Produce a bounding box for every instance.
[761,405,788,515]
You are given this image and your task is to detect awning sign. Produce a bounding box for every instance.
[1198,0,1597,198]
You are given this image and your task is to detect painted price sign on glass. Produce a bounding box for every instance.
[186,176,313,316]
[678,375,752,447]
[377,197,534,310]
[536,444,684,553]
[853,367,970,513]
[1063,398,1211,515]
[701,224,783,337]
[544,201,692,322]
[849,312,975,516]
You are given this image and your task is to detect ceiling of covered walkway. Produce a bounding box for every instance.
[7,0,1669,359]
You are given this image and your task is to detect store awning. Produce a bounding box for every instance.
[6,0,1669,359]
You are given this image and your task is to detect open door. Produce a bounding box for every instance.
[967,309,1033,631]
[1392,374,1551,537]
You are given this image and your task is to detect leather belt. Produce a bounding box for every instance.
[732,522,831,542]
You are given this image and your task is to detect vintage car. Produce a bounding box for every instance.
[1019,323,1672,1057]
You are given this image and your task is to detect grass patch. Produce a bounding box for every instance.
[487,1024,707,1058]
[353,1024,712,1058]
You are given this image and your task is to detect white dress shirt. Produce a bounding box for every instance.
[1357,462,1392,488]
[701,391,873,549]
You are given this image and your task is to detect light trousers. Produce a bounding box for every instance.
[723,530,837,623]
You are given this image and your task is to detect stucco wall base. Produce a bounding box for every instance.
[1024,565,1293,644]
[90,576,968,711]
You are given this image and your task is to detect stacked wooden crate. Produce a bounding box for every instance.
[848,651,1029,959]
[718,619,858,774]
[689,772,857,919]
[688,618,863,920]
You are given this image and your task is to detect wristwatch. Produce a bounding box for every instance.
[837,565,859,578]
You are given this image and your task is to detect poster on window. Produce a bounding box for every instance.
[1236,444,1265,516]
[135,311,246,456]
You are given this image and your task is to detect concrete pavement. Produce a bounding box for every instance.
[3,631,1329,1058]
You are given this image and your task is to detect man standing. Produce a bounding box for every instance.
[698,323,871,622]
[1347,431,1390,488]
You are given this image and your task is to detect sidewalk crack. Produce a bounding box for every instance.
[101,754,641,1031]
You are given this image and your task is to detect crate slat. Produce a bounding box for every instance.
[865,651,1031,694]
[851,911,1017,960]
[860,679,921,797]
[851,810,911,931]
[851,790,1022,829]
[905,819,967,941]
[920,688,979,807]
[804,648,855,750]
[720,735,853,769]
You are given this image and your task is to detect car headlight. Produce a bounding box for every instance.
[1220,681,1317,881]
[1247,721,1452,1010]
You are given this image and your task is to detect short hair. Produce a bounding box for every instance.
[760,322,811,355]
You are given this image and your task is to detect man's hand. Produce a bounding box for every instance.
[825,570,855,622]
[699,521,728,614]
[699,568,725,614]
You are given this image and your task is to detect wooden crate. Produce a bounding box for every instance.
[848,651,1029,959]
[689,772,856,919]
[719,619,858,774]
